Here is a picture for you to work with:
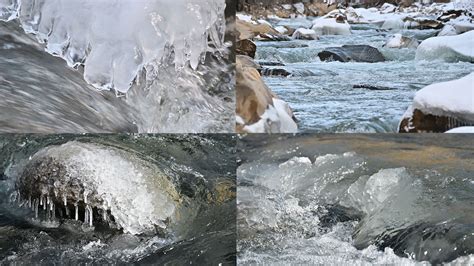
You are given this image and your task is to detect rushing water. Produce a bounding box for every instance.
[237,134,474,264]
[256,19,474,133]
[0,134,236,264]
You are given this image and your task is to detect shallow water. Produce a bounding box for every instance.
[0,134,236,264]
[256,20,474,132]
[237,134,474,264]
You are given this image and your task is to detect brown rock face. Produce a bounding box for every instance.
[236,39,257,58]
[236,19,280,40]
[399,109,474,133]
[236,55,275,129]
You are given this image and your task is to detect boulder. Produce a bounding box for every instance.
[416,31,474,62]
[399,73,474,133]
[261,68,291,77]
[236,19,280,41]
[318,45,386,63]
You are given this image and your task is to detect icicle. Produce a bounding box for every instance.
[65,206,70,217]
[63,195,67,207]
[89,206,93,227]
[75,203,78,221]
[52,203,55,220]
[103,209,107,221]
[28,195,32,208]
[40,195,43,206]
[85,205,89,224]
[47,195,50,205]
[34,199,39,219]
[84,191,88,204]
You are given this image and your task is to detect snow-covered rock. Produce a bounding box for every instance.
[384,34,419,49]
[292,28,319,40]
[438,25,458,36]
[293,3,305,14]
[399,73,474,133]
[447,15,474,34]
[381,18,405,30]
[416,31,474,62]
[312,18,351,35]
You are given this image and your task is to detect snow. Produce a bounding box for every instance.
[411,73,474,121]
[416,31,474,62]
[292,28,318,40]
[384,34,418,48]
[311,18,351,36]
[446,127,474,133]
[0,0,226,93]
[438,25,458,36]
[242,98,298,133]
[237,13,254,23]
[293,3,305,14]
[274,26,288,34]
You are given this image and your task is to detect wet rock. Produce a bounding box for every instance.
[257,61,285,66]
[236,39,257,58]
[404,17,444,30]
[318,45,386,63]
[399,109,474,133]
[261,68,291,77]
[353,84,396,90]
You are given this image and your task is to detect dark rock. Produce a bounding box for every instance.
[257,61,286,66]
[353,84,396,90]
[236,39,257,58]
[399,109,474,133]
[318,45,386,63]
[260,68,291,77]
[257,33,292,42]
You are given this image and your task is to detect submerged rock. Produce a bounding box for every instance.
[261,68,291,77]
[318,45,386,63]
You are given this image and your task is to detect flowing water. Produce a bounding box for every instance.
[237,134,474,264]
[256,19,474,132]
[0,0,235,133]
[0,134,236,264]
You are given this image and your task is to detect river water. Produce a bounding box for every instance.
[256,19,474,132]
[237,134,474,264]
[0,134,236,264]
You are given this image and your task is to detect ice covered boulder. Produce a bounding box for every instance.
[399,73,474,133]
[292,28,319,40]
[381,18,405,30]
[383,34,419,49]
[236,55,298,133]
[311,17,351,36]
[416,31,474,62]
[318,45,385,63]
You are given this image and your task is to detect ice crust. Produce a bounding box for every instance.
[19,141,180,235]
[0,0,226,93]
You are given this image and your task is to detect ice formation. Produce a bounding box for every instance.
[16,141,181,235]
[242,98,298,134]
[0,0,227,93]
[311,18,351,36]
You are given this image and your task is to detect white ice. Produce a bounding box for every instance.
[0,0,226,93]
[416,31,474,62]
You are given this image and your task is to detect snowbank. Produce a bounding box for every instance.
[416,31,474,62]
[292,28,318,40]
[312,18,351,35]
[446,127,474,133]
[411,73,474,121]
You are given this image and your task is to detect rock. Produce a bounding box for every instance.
[257,61,285,66]
[261,68,291,77]
[399,109,474,133]
[404,17,444,30]
[353,84,396,90]
[383,34,419,49]
[236,19,279,41]
[236,39,257,58]
[235,55,297,133]
[318,45,386,63]
[292,28,319,40]
[305,2,337,17]
[399,73,474,133]
[256,33,292,41]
